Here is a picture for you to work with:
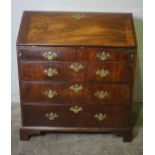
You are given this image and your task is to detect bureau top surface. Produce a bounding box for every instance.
[17,11,137,47]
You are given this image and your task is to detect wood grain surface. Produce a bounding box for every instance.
[18,46,136,62]
[17,11,137,47]
[22,104,129,128]
[21,82,130,105]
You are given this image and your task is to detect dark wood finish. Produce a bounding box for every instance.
[18,46,135,62]
[20,128,41,141]
[22,104,129,127]
[17,11,137,142]
[20,61,133,82]
[20,127,130,141]
[17,11,136,47]
[21,82,130,105]
[122,130,133,142]
[112,129,133,142]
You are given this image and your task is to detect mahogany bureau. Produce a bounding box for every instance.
[17,11,137,142]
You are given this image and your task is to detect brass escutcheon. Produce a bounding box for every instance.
[45,112,58,121]
[42,51,58,60]
[96,51,111,61]
[43,68,58,77]
[70,106,83,114]
[70,63,84,72]
[96,69,110,78]
[70,84,83,93]
[95,90,108,99]
[44,89,57,99]
[94,113,107,121]
[72,13,83,20]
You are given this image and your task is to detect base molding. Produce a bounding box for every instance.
[20,128,41,141]
[112,130,133,142]
[20,127,133,142]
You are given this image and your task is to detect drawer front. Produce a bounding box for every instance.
[21,82,130,105]
[23,104,129,128]
[20,62,131,82]
[18,47,131,62]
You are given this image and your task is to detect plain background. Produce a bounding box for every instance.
[11,0,143,102]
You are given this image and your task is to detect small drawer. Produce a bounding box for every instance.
[22,104,129,128]
[18,46,132,62]
[20,61,132,82]
[21,82,130,105]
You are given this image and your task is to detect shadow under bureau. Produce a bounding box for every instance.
[17,11,137,142]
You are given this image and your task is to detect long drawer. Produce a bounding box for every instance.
[18,47,134,62]
[22,104,129,128]
[20,61,132,82]
[21,82,130,105]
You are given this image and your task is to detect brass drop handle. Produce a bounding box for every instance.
[42,51,58,60]
[70,84,83,93]
[43,68,58,77]
[45,112,58,121]
[96,51,111,61]
[95,90,108,99]
[70,63,84,72]
[44,89,57,99]
[94,113,107,121]
[70,106,83,114]
[96,69,110,78]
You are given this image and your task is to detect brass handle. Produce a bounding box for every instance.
[70,106,83,114]
[45,112,58,121]
[96,69,110,78]
[43,68,58,77]
[94,113,107,121]
[42,51,58,60]
[44,89,57,99]
[70,63,84,72]
[96,51,111,61]
[70,84,83,93]
[95,90,108,99]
